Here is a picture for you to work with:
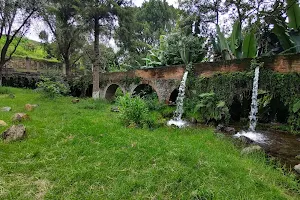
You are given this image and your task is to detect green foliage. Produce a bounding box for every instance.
[286,0,300,30]
[193,92,229,124]
[288,99,300,132]
[186,69,300,132]
[117,94,150,127]
[230,21,243,59]
[0,36,56,61]
[242,31,257,58]
[0,87,11,94]
[36,76,70,98]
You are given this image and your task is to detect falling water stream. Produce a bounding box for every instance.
[234,66,267,143]
[167,71,189,128]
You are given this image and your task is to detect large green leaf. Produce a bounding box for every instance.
[242,31,257,58]
[216,25,232,60]
[286,0,300,29]
[272,21,296,52]
[292,100,300,113]
[290,30,300,52]
[230,20,242,59]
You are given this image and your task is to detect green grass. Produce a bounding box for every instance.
[0,87,299,199]
[0,36,58,62]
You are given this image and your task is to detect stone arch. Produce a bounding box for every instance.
[169,88,179,104]
[132,83,159,99]
[104,84,125,100]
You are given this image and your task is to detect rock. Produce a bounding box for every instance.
[111,106,120,112]
[238,136,254,145]
[224,127,236,135]
[72,99,80,104]
[8,94,15,99]
[215,124,225,132]
[215,124,236,135]
[0,120,8,127]
[241,145,262,155]
[294,164,300,174]
[1,107,11,112]
[2,124,26,142]
[24,104,38,111]
[295,155,300,160]
[12,113,30,122]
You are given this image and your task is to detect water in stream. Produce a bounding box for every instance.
[167,71,189,128]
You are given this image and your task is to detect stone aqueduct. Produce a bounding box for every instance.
[2,54,300,103]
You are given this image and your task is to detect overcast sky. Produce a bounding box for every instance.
[26,0,178,42]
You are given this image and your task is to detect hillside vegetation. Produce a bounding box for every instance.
[0,36,57,62]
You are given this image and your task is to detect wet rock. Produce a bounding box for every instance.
[1,107,11,112]
[12,113,30,122]
[72,99,80,104]
[0,120,8,127]
[241,145,262,155]
[238,136,254,145]
[215,124,236,135]
[294,164,300,174]
[224,127,236,135]
[296,155,300,160]
[2,124,26,142]
[111,106,120,112]
[215,124,225,132]
[24,104,38,111]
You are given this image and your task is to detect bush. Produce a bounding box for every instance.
[193,92,230,125]
[117,94,149,128]
[288,99,300,132]
[36,76,69,98]
[0,87,11,94]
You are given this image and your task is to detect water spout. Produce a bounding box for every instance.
[249,66,260,132]
[167,70,189,128]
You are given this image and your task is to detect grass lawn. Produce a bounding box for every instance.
[0,87,299,199]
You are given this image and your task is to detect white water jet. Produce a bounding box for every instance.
[234,66,268,143]
[167,71,189,128]
[249,66,260,132]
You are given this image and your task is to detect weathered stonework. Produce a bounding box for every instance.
[2,54,300,103]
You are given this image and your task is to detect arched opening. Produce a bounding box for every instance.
[169,89,179,104]
[229,96,242,122]
[2,77,7,86]
[133,84,157,99]
[105,84,124,101]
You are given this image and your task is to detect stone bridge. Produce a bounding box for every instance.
[2,54,300,103]
[99,54,300,103]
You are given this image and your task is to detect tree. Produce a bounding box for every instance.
[41,0,85,77]
[78,0,130,99]
[0,0,39,86]
[115,0,179,67]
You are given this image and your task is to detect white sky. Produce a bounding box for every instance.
[26,0,178,42]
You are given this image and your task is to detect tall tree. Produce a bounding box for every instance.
[115,0,179,67]
[0,0,39,86]
[79,0,130,99]
[41,0,84,77]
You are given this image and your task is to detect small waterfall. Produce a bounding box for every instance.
[167,70,189,128]
[234,65,267,143]
[249,66,260,132]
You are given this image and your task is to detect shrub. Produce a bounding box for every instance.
[288,99,300,132]
[194,92,230,125]
[36,76,69,98]
[0,87,11,94]
[117,94,149,128]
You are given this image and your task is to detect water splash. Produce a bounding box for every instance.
[249,66,260,132]
[167,71,189,128]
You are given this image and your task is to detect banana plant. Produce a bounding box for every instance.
[230,21,243,59]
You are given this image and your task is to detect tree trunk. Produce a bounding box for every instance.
[64,56,71,77]
[92,17,100,100]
